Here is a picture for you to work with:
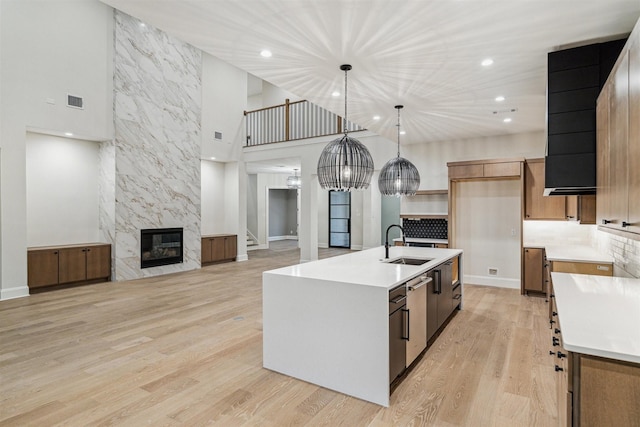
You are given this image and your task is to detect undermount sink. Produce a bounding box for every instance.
[384,257,433,266]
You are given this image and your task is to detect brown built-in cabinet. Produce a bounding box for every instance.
[524,159,596,223]
[523,247,545,294]
[201,234,237,265]
[27,243,111,290]
[597,26,640,236]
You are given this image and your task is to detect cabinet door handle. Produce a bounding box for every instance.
[555,328,561,334]
[602,219,611,224]
[434,270,441,294]
[622,221,631,228]
[53,251,58,255]
[552,337,560,346]
[557,352,567,359]
[402,309,410,341]
[555,365,564,372]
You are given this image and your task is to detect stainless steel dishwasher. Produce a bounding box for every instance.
[406,274,431,366]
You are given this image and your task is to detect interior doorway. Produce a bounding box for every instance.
[268,188,298,247]
[329,190,351,248]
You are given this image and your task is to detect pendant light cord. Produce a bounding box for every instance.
[396,107,401,158]
[344,68,348,136]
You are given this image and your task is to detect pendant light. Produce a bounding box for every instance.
[317,64,374,191]
[287,168,302,189]
[378,105,420,196]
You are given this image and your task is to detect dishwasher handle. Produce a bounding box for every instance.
[408,276,432,291]
[390,295,407,305]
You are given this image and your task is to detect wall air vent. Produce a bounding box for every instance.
[67,94,84,109]
[214,131,223,140]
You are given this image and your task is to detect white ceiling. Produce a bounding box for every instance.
[100,0,640,146]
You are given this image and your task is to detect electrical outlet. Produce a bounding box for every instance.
[489,268,498,275]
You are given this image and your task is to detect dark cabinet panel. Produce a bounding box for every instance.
[426,271,438,341]
[548,110,596,134]
[27,250,59,288]
[59,248,87,284]
[548,88,600,114]
[547,132,595,156]
[548,66,599,93]
[548,44,599,72]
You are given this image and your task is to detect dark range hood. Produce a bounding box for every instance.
[544,38,626,196]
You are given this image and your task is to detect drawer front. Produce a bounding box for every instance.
[551,261,613,276]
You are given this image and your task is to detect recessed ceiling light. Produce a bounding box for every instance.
[400,131,406,135]
[495,96,505,102]
[331,91,340,97]
[64,132,73,136]
[481,58,494,67]
[139,23,146,28]
[503,117,512,123]
[260,49,272,58]
[373,115,380,121]
[210,157,216,160]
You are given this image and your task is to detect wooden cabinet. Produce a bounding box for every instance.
[523,247,544,293]
[28,243,111,290]
[27,249,60,288]
[550,260,613,276]
[524,159,566,220]
[598,30,640,235]
[201,234,237,265]
[573,354,640,426]
[524,159,596,222]
[448,159,522,180]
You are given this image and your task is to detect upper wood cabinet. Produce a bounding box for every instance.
[524,159,596,223]
[524,159,566,220]
[598,29,640,236]
[448,159,522,180]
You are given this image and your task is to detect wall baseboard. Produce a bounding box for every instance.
[318,243,328,249]
[236,254,249,262]
[247,244,268,251]
[1,285,30,301]
[268,235,298,242]
[464,275,520,289]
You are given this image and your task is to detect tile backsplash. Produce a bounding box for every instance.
[402,218,448,239]
[595,231,640,278]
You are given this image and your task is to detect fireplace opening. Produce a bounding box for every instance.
[140,228,183,268]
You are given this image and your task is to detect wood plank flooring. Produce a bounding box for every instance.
[0,242,558,426]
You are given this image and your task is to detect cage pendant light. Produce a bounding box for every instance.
[378,105,420,196]
[317,64,374,191]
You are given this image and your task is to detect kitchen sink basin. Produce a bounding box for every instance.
[385,257,433,266]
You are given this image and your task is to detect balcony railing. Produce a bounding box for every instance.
[244,99,365,146]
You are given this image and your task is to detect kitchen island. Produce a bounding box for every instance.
[262,246,463,406]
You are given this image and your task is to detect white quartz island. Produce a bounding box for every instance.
[262,246,463,407]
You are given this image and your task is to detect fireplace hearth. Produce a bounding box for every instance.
[140,228,183,268]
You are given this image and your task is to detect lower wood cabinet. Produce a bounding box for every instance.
[523,247,545,294]
[201,234,237,265]
[28,243,111,290]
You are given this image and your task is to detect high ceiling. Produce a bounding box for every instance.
[100,0,640,146]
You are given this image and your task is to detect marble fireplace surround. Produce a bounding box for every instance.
[99,11,202,281]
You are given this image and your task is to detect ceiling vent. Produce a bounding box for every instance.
[67,94,84,109]
[214,131,222,140]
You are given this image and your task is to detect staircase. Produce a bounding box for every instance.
[246,231,259,250]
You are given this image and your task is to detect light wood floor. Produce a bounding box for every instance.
[1,243,558,426]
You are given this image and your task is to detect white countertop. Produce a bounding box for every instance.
[392,237,448,245]
[552,272,640,364]
[264,246,462,290]
[534,244,614,264]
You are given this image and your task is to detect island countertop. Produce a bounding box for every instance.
[263,246,463,407]
[264,246,462,289]
[552,272,640,364]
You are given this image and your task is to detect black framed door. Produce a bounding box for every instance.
[329,190,351,248]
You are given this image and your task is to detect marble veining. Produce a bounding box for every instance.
[112,11,202,281]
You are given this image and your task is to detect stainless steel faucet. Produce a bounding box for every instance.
[385,224,405,259]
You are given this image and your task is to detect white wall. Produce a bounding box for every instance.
[26,133,101,246]
[19,0,114,141]
[455,180,522,289]
[0,0,113,299]
[201,160,226,235]
[201,53,248,163]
